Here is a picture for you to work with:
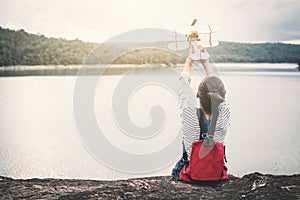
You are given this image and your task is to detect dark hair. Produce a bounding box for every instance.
[198,76,226,115]
[198,76,227,147]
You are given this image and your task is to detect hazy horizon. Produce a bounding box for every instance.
[2,25,300,45]
[0,0,299,44]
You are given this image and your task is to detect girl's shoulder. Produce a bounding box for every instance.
[218,101,231,110]
[218,101,231,122]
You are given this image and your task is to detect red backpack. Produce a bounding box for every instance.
[179,108,228,182]
[179,140,228,182]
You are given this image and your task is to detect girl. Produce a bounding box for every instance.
[172,48,231,180]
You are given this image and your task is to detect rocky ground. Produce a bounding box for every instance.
[0,172,299,199]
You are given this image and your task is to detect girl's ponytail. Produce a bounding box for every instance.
[198,76,226,147]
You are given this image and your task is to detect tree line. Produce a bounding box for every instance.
[0,26,299,66]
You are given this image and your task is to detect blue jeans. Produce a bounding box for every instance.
[171,156,189,180]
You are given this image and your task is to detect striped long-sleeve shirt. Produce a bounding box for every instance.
[179,72,231,160]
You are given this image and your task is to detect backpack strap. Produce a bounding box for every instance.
[197,107,227,162]
[196,108,207,140]
[205,96,225,147]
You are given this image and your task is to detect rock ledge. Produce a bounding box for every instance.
[0,173,299,199]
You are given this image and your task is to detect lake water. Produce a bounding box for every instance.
[0,64,300,180]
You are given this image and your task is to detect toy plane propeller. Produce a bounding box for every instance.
[168,19,219,60]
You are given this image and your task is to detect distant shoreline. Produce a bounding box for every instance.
[0,63,299,77]
[0,62,298,68]
[1,27,300,66]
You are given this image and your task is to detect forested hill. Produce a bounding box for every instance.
[0,27,97,66]
[0,26,300,66]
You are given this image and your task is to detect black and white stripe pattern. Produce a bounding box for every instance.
[179,72,231,160]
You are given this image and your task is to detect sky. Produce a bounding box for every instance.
[0,0,299,43]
